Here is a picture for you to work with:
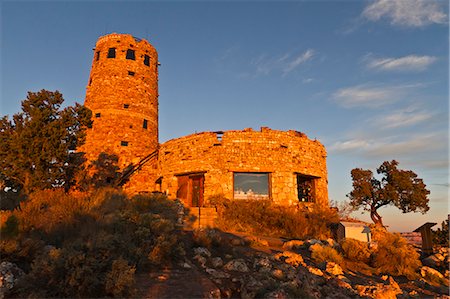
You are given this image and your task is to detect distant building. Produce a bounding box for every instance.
[80,33,329,209]
[333,221,371,243]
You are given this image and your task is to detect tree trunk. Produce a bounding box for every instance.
[370,208,384,227]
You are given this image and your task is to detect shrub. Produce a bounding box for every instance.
[213,195,337,239]
[311,245,344,265]
[1,215,19,238]
[372,232,421,279]
[192,228,222,249]
[304,204,339,239]
[340,238,371,264]
[7,188,185,297]
[105,258,136,297]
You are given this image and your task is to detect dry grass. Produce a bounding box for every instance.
[372,232,421,279]
[212,195,338,239]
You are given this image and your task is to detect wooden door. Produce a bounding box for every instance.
[191,175,204,207]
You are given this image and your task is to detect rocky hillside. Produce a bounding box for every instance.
[133,229,449,298]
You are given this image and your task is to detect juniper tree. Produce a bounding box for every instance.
[348,160,430,226]
[0,90,92,196]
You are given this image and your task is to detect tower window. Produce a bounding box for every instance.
[96,51,100,61]
[126,49,135,60]
[107,48,116,58]
[123,104,129,109]
[144,55,150,66]
[95,113,101,118]
[128,71,135,76]
[143,119,148,129]
[121,141,128,146]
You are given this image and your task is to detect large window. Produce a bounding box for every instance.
[234,173,270,200]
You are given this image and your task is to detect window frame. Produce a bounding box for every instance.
[233,172,271,200]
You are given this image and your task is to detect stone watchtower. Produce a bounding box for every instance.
[82,33,159,169]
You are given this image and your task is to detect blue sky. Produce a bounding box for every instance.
[1,0,448,231]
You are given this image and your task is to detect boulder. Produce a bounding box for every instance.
[282,240,304,250]
[241,276,265,299]
[355,277,402,299]
[193,247,211,257]
[321,262,343,276]
[0,262,25,299]
[253,257,272,272]
[263,288,289,299]
[210,257,224,268]
[224,259,249,272]
[323,238,338,248]
[307,266,324,276]
[274,251,305,267]
[245,236,269,247]
[422,254,442,268]
[307,239,323,246]
[271,269,284,280]
[205,268,231,279]
[308,243,323,253]
[420,266,444,281]
[193,254,207,268]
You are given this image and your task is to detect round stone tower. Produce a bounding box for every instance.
[82,33,159,168]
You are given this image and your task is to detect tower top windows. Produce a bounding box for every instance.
[126,49,135,60]
[107,48,116,58]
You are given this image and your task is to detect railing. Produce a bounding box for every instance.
[116,146,159,186]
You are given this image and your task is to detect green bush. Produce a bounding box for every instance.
[311,245,344,265]
[340,238,371,264]
[372,232,421,279]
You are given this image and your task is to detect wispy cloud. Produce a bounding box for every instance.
[371,106,434,129]
[362,0,448,27]
[250,49,315,77]
[283,49,314,74]
[366,55,437,72]
[332,83,421,108]
[329,133,446,158]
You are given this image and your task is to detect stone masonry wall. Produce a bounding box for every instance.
[81,33,158,169]
[156,127,328,207]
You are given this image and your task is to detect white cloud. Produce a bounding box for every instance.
[372,106,434,129]
[329,133,445,157]
[249,49,315,77]
[366,55,437,72]
[283,49,315,74]
[332,83,420,108]
[362,0,448,27]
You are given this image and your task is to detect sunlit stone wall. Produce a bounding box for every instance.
[81,33,159,170]
[156,127,329,207]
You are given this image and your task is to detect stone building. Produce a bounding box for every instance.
[82,33,329,209]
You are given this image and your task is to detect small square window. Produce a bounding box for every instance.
[143,119,148,129]
[126,49,135,60]
[95,113,101,118]
[96,51,100,61]
[144,55,150,66]
[107,48,116,58]
[123,104,129,109]
[121,141,128,146]
[128,71,135,76]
